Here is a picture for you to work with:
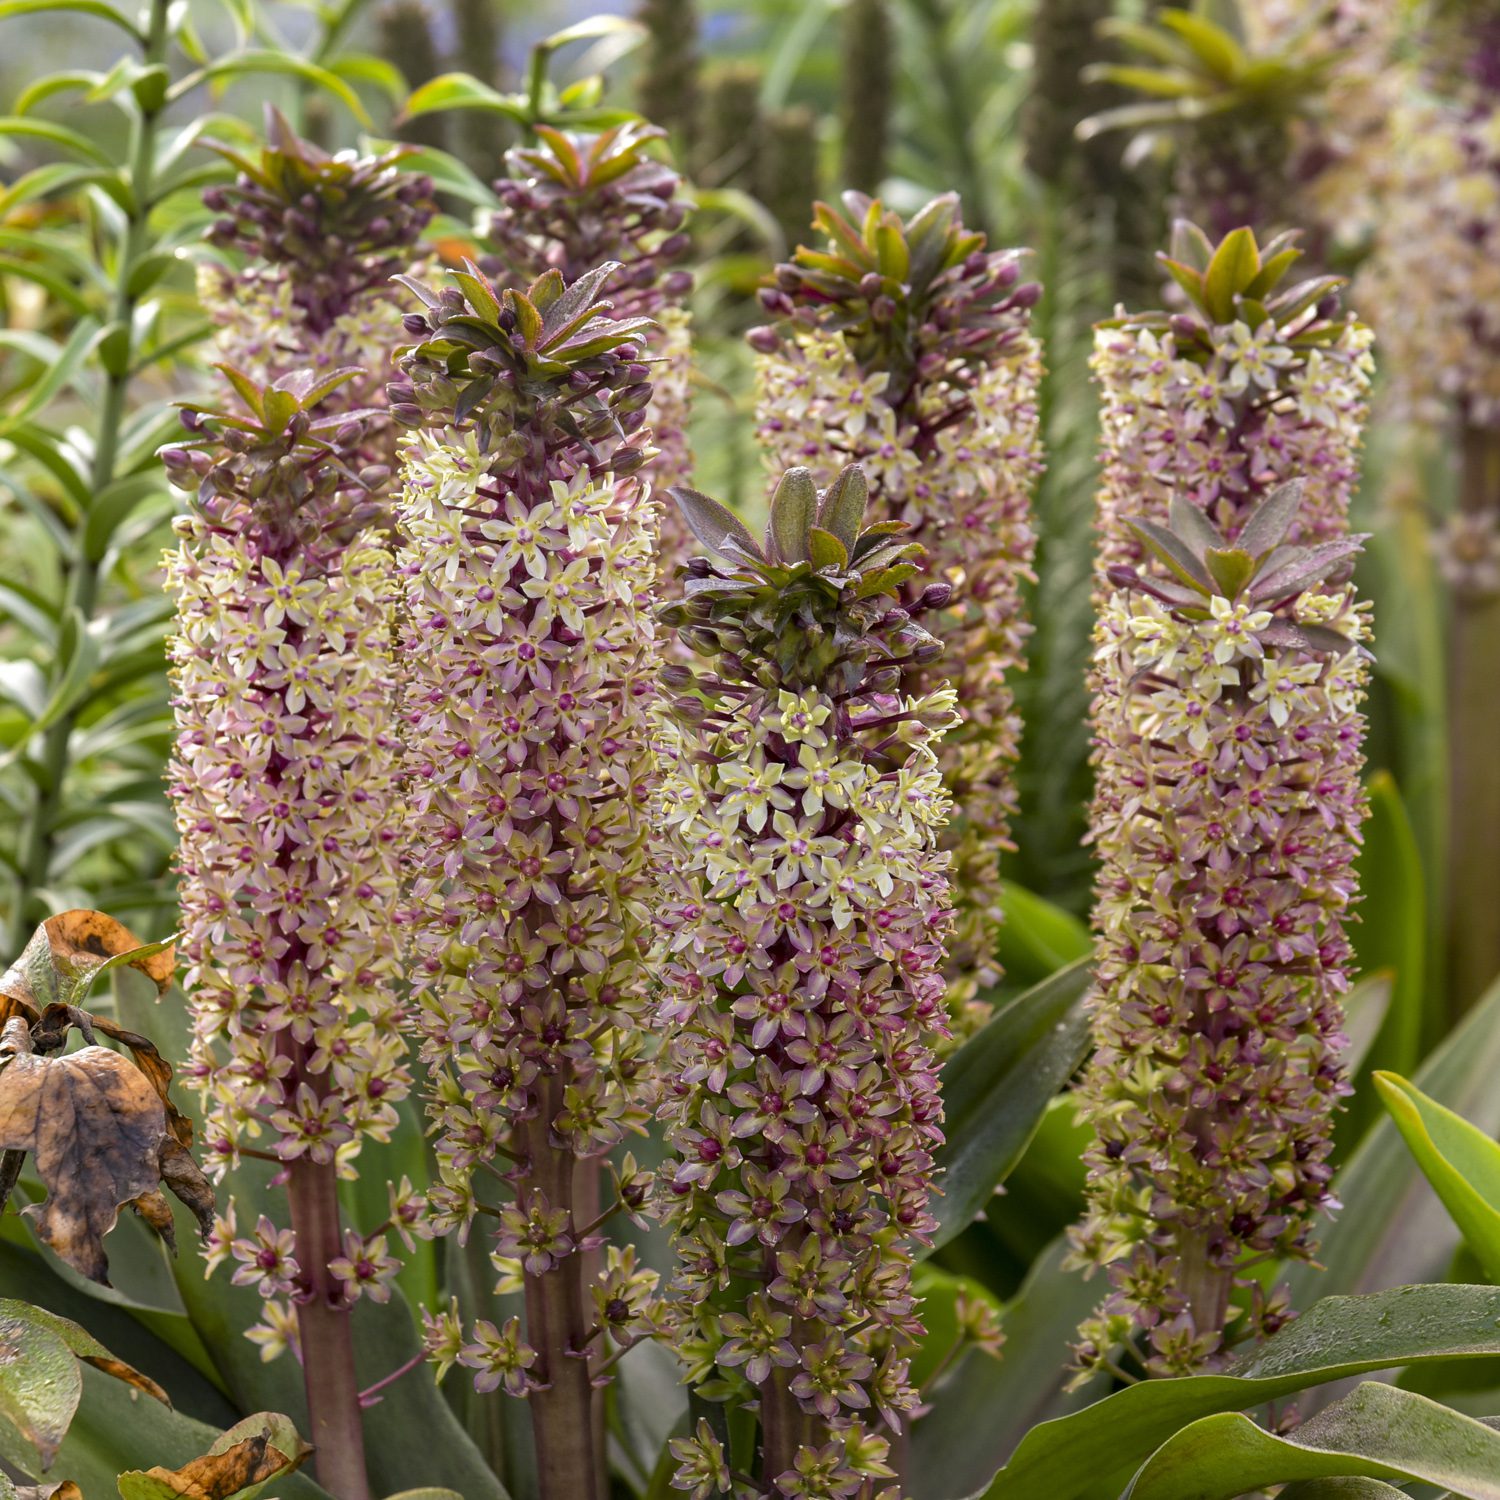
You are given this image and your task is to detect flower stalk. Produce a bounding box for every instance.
[165,371,408,1500]
[1071,223,1374,1377]
[168,123,434,1500]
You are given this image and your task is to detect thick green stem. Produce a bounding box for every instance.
[759,1240,817,1489]
[759,1360,812,1491]
[1446,424,1500,1014]
[522,1096,601,1500]
[1176,1227,1232,1349]
[285,1144,372,1500]
[8,0,169,950]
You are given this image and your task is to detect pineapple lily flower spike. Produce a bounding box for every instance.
[391,255,661,1500]
[751,192,1042,1035]
[163,365,412,1500]
[1071,476,1372,1378]
[654,463,958,1497]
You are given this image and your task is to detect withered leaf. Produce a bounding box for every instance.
[21,1004,197,1161]
[0,1297,170,1409]
[0,1018,212,1284]
[116,1412,312,1500]
[12,1482,84,1499]
[0,911,175,1028]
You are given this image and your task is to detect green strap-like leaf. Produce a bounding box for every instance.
[1278,1482,1410,1500]
[82,475,168,563]
[0,319,102,437]
[0,117,114,168]
[0,0,137,33]
[1125,1383,1500,1500]
[170,51,371,126]
[928,957,1093,1254]
[1375,1071,1500,1283]
[400,72,530,123]
[1340,772,1424,1147]
[981,1283,1500,1500]
[1284,969,1500,1302]
[915,1236,1105,1496]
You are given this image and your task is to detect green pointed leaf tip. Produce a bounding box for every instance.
[768,467,819,564]
[1203,226,1261,323]
[1204,547,1256,598]
[1126,517,1212,592]
[1374,1071,1500,1284]
[669,485,762,565]
[1237,477,1305,558]
[1166,494,1226,559]
[816,465,869,552]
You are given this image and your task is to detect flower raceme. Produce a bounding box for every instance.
[390,259,661,1500]
[482,121,697,560]
[1093,220,1373,570]
[653,465,956,1498]
[1070,481,1371,1377]
[750,192,1042,1032]
[163,369,413,1454]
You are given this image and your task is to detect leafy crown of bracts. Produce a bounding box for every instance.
[1109,476,1370,654]
[388,260,656,473]
[486,121,694,306]
[202,106,435,330]
[1107,219,1357,355]
[659,464,950,704]
[161,366,389,555]
[752,191,1039,405]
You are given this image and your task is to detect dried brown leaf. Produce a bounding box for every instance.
[73,1010,195,1151]
[0,1017,212,1284]
[116,1413,312,1500]
[0,910,175,1027]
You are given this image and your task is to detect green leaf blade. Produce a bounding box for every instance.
[1125,1383,1500,1500]
[1375,1071,1500,1283]
[928,958,1094,1254]
[982,1283,1500,1500]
